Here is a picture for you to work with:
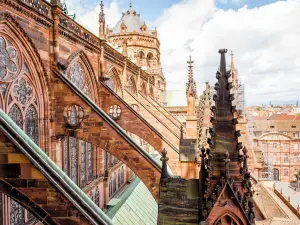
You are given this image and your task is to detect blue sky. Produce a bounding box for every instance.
[96,0,282,22]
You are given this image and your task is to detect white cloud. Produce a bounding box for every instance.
[156,0,300,106]
[65,0,121,35]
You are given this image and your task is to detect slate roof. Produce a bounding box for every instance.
[111,6,153,35]
[106,177,158,225]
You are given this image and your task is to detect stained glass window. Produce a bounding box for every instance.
[25,104,38,144]
[66,105,84,126]
[87,143,93,180]
[0,36,19,81]
[109,179,112,197]
[95,187,100,207]
[121,166,124,184]
[13,78,33,106]
[70,137,78,184]
[113,172,117,193]
[64,137,69,174]
[117,170,121,188]
[70,63,85,90]
[8,104,23,128]
[81,141,86,185]
[10,199,25,225]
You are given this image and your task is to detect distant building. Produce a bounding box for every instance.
[252,114,300,182]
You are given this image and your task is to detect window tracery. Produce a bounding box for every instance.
[87,143,93,180]
[13,78,33,106]
[25,105,38,144]
[81,141,86,185]
[8,104,23,128]
[0,36,19,81]
[70,137,78,184]
[106,77,115,91]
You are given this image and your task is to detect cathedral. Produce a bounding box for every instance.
[0,0,299,224]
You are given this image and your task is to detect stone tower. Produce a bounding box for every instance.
[106,1,166,104]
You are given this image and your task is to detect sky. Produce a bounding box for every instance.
[64,0,300,106]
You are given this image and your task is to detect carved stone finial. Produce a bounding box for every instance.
[180,126,184,139]
[218,49,228,54]
[224,151,231,179]
[160,148,170,179]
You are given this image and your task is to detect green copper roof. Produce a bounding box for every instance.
[106,177,158,225]
[0,109,113,225]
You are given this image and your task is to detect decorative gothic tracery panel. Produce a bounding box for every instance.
[68,62,91,96]
[106,77,115,91]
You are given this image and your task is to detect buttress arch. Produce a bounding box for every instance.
[65,50,99,104]
[0,12,51,151]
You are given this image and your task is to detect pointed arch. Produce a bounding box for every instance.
[106,66,123,96]
[127,75,137,95]
[0,12,50,122]
[65,50,99,103]
[140,81,147,96]
[213,212,244,225]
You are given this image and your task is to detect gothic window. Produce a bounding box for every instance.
[70,137,78,184]
[94,187,100,207]
[13,78,32,106]
[146,53,153,68]
[25,105,38,144]
[69,63,85,90]
[81,141,86,185]
[10,199,25,225]
[138,52,144,66]
[109,105,121,119]
[109,178,112,197]
[0,36,19,81]
[87,143,93,180]
[106,77,115,91]
[117,169,121,189]
[8,104,23,128]
[66,105,84,126]
[113,172,117,193]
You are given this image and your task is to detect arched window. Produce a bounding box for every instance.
[70,137,78,184]
[294,132,299,138]
[69,62,85,90]
[117,169,121,188]
[284,168,289,176]
[146,53,153,68]
[94,187,100,207]
[138,51,145,66]
[113,172,117,193]
[0,34,42,225]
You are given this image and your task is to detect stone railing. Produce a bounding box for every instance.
[20,0,51,17]
[58,13,100,48]
[274,185,300,219]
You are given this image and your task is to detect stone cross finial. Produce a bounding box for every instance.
[187,55,194,82]
[160,148,170,178]
[224,151,231,179]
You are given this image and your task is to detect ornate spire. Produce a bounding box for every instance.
[186,55,197,97]
[99,1,105,22]
[230,51,235,73]
[129,0,132,8]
